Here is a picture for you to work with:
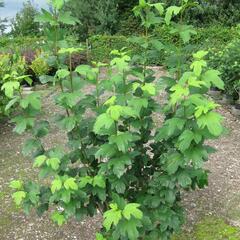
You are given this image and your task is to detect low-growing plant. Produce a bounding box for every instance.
[30,53,50,78]
[0,53,28,116]
[7,0,224,239]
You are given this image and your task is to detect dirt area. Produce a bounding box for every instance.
[0,71,240,239]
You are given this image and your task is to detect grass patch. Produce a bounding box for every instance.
[173,217,240,240]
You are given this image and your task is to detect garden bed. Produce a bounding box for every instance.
[1,68,240,239]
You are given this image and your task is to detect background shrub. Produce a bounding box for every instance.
[209,39,240,99]
[30,54,50,78]
[0,53,26,117]
[89,26,239,66]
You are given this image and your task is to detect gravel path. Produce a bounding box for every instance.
[0,79,240,239]
[183,106,240,230]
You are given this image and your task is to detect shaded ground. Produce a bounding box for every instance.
[1,76,240,239]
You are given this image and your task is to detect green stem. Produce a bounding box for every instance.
[69,53,74,92]
[114,121,118,134]
[96,72,100,108]
[123,70,127,104]
[143,27,149,81]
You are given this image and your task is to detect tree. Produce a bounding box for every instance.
[65,0,119,40]
[11,1,40,36]
[0,18,8,35]
[0,0,7,35]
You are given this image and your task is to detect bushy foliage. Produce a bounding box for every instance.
[162,0,240,26]
[209,39,240,98]
[65,0,119,40]
[89,25,238,66]
[0,36,44,56]
[89,35,129,62]
[0,53,28,116]
[7,0,224,239]
[30,53,50,78]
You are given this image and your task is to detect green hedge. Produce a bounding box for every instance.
[89,35,130,62]
[0,36,44,52]
[89,25,239,65]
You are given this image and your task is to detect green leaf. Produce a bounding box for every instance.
[39,75,55,84]
[51,179,62,193]
[197,112,223,136]
[109,155,132,178]
[139,0,146,7]
[33,121,50,138]
[128,98,148,115]
[190,60,207,76]
[165,189,176,204]
[10,180,23,190]
[22,138,42,156]
[113,180,126,194]
[123,203,143,220]
[142,83,156,96]
[165,6,182,25]
[20,93,41,110]
[170,84,189,105]
[193,100,219,118]
[93,175,106,189]
[165,152,183,174]
[33,155,47,168]
[177,130,202,152]
[64,178,78,191]
[156,118,186,140]
[117,218,141,240]
[56,92,81,108]
[104,96,116,106]
[35,9,56,24]
[61,190,71,203]
[152,3,164,15]
[201,70,224,90]
[178,172,192,188]
[79,176,93,188]
[150,39,164,51]
[185,146,208,168]
[1,81,20,98]
[103,203,122,231]
[75,65,96,83]
[176,24,197,43]
[58,11,79,25]
[107,105,122,121]
[93,113,114,134]
[109,132,134,153]
[58,116,76,132]
[51,211,66,226]
[12,191,26,205]
[193,50,208,60]
[52,0,64,10]
[5,97,20,111]
[75,65,92,75]
[95,144,117,158]
[96,233,106,240]
[110,55,130,72]
[46,157,60,170]
[55,69,70,79]
[12,116,35,134]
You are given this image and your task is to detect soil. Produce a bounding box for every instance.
[1,69,240,239]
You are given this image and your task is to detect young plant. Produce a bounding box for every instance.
[7,0,224,240]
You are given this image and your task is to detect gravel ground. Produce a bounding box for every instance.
[0,69,240,239]
[183,106,240,230]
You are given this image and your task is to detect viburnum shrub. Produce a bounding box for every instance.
[7,0,225,239]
